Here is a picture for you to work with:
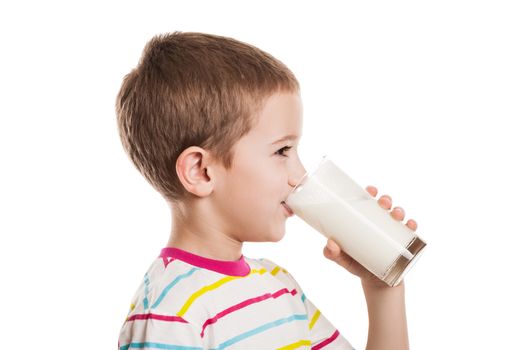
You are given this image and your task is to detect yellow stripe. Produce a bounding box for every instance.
[277,339,312,350]
[309,309,321,330]
[270,265,289,275]
[176,268,267,317]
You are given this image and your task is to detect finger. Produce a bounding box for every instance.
[365,185,378,197]
[324,239,355,271]
[378,195,392,210]
[390,206,405,221]
[406,219,418,231]
[326,238,340,254]
[323,239,340,260]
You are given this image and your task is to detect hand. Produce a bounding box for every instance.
[322,185,418,288]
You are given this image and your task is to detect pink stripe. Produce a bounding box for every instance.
[162,256,176,268]
[200,288,297,337]
[127,313,189,323]
[312,329,340,349]
[160,247,251,276]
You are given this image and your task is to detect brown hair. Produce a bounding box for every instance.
[116,31,300,204]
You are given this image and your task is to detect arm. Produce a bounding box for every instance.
[323,185,417,350]
[362,281,408,350]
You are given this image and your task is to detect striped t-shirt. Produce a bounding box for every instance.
[118,247,354,350]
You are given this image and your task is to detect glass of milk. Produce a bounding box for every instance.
[284,155,426,287]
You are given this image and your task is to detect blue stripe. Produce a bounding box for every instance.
[143,273,150,310]
[211,313,308,350]
[151,267,200,309]
[119,342,203,350]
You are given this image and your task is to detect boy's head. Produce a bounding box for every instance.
[116,32,306,242]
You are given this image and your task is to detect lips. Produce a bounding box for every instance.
[281,202,294,216]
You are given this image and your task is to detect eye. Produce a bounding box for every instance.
[276,146,292,157]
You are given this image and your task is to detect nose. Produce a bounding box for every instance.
[289,160,307,190]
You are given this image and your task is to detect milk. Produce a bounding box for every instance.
[285,157,426,286]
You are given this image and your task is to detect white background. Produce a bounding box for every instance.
[1,1,524,349]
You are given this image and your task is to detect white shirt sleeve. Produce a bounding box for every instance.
[284,267,356,349]
[118,315,205,350]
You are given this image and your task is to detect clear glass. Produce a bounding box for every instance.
[284,155,426,286]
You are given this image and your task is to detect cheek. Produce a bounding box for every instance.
[226,160,285,209]
[262,158,287,178]
[242,160,278,186]
[227,166,267,204]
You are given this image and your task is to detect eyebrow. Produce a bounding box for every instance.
[271,134,301,145]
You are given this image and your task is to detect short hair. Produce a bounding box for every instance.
[116,31,300,204]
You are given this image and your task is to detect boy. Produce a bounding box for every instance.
[116,31,418,350]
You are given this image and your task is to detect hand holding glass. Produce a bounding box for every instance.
[284,156,426,287]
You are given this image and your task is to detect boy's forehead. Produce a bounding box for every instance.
[254,92,303,144]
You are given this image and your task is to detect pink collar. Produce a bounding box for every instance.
[160,247,251,277]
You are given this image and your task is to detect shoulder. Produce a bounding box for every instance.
[249,257,304,292]
[126,257,206,315]
[249,257,291,277]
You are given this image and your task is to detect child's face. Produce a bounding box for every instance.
[214,91,306,243]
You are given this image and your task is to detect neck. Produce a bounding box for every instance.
[167,200,243,261]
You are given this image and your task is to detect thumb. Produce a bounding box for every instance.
[323,239,355,271]
[323,238,341,259]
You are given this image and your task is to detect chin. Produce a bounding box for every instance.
[268,229,286,242]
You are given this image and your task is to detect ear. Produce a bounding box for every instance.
[175,146,215,197]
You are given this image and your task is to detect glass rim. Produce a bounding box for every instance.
[290,154,329,194]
